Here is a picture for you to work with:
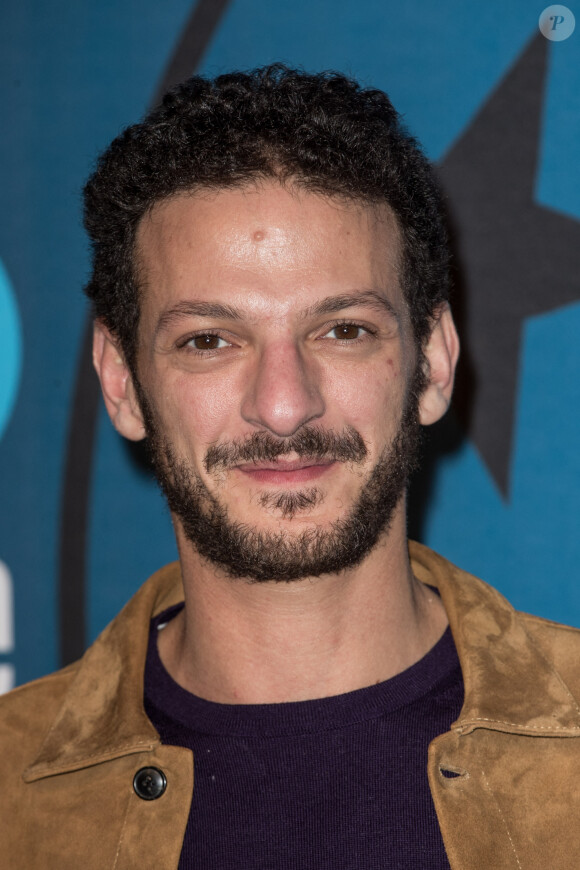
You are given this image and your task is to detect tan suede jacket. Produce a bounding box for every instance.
[2,542,580,868]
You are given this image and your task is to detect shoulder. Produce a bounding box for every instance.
[519,611,580,690]
[0,662,79,772]
[0,560,182,773]
[409,539,580,695]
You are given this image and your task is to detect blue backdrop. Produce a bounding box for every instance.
[1,0,579,689]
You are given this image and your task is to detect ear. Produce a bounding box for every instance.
[418,304,460,426]
[92,322,147,441]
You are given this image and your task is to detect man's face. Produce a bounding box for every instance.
[132,182,422,581]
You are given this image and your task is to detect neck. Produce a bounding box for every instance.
[158,511,448,704]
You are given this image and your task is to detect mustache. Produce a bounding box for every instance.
[204,426,367,473]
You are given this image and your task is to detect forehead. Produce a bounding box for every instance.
[135,181,405,319]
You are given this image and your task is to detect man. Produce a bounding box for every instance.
[2,65,580,869]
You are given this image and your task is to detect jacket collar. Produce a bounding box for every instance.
[25,543,580,782]
[24,562,185,782]
[410,541,580,737]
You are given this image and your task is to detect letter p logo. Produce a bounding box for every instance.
[539,5,576,40]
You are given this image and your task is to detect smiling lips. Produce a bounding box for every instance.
[234,458,336,485]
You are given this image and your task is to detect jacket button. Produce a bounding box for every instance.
[133,767,167,800]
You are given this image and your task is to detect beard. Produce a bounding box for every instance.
[136,381,422,583]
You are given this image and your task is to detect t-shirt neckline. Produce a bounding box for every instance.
[145,603,461,738]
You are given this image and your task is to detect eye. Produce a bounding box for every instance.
[187,333,230,351]
[331,324,362,340]
[322,323,369,341]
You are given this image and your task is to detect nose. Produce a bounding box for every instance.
[241,341,325,437]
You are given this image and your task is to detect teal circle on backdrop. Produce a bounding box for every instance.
[0,259,22,441]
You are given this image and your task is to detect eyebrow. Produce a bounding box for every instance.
[305,290,399,320]
[155,289,399,337]
[155,301,243,338]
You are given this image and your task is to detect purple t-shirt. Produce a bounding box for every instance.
[145,605,463,869]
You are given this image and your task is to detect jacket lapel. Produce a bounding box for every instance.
[24,562,184,781]
[410,541,580,736]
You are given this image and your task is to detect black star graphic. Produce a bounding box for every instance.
[438,34,580,496]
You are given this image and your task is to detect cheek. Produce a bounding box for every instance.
[171,370,246,449]
[324,357,405,433]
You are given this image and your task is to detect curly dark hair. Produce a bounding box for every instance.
[84,64,450,374]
